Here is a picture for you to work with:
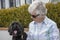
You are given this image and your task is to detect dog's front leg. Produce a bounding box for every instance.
[23,32,27,40]
[12,36,17,40]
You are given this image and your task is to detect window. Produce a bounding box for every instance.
[51,0,58,2]
[0,0,1,9]
[25,0,32,4]
[1,0,5,8]
[9,0,14,7]
[9,0,21,7]
[13,0,16,7]
[19,0,21,6]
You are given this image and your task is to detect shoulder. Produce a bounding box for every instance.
[47,18,59,33]
[29,21,35,27]
[46,17,58,30]
[43,16,57,29]
[45,17,56,25]
[29,21,35,25]
[47,18,56,25]
[45,17,58,31]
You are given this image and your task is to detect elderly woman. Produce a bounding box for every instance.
[27,1,59,40]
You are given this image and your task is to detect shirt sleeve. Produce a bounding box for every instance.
[49,23,59,40]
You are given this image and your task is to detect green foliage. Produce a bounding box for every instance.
[0,4,31,28]
[0,3,60,28]
[46,3,60,28]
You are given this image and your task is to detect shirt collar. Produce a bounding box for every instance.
[43,16,48,25]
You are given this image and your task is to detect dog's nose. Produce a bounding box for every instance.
[14,30,17,34]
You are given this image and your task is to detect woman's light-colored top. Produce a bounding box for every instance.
[27,16,59,40]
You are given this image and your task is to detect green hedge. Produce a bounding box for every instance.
[0,4,31,28]
[0,3,60,28]
[46,2,60,28]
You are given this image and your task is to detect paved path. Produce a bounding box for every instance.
[0,30,60,40]
[0,30,12,40]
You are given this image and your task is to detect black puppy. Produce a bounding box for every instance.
[8,22,27,40]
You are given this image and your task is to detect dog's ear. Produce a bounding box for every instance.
[8,26,13,35]
[8,22,14,35]
[8,22,13,32]
[18,23,24,33]
[8,26,11,32]
[17,22,23,28]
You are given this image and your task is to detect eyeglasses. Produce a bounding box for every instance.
[31,14,40,18]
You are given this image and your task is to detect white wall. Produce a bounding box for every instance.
[0,0,50,9]
[5,0,9,9]
[21,0,25,5]
[0,0,1,9]
[34,0,49,3]
[16,0,20,7]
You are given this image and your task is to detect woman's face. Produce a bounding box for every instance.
[30,11,45,23]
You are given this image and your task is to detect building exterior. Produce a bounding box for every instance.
[0,0,60,9]
[0,0,50,9]
[0,0,34,9]
[49,0,60,4]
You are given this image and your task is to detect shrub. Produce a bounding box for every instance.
[0,4,31,28]
[0,3,60,28]
[46,3,60,28]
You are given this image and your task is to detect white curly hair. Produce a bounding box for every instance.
[28,1,47,15]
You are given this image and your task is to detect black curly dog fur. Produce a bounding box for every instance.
[8,22,27,40]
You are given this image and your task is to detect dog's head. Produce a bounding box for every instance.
[8,22,24,36]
